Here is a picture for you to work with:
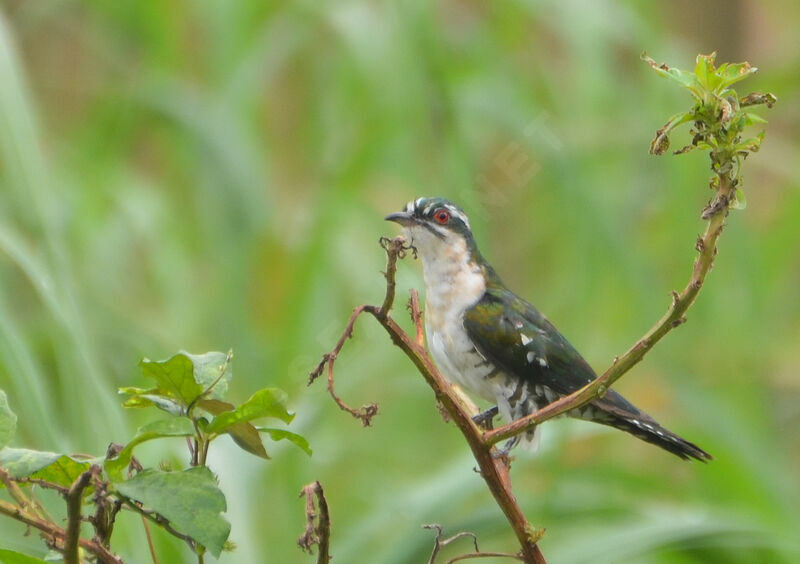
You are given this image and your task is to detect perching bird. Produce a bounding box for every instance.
[386,197,711,461]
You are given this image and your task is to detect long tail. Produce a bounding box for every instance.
[582,391,713,462]
[604,413,712,462]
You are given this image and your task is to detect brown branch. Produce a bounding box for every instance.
[309,236,546,563]
[0,497,124,563]
[484,172,735,446]
[298,481,331,563]
[65,466,100,564]
[90,472,121,548]
[408,289,425,346]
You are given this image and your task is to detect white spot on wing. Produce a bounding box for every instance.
[520,334,532,345]
[526,352,535,363]
[537,357,547,367]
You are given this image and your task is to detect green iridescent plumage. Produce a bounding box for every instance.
[387,197,712,461]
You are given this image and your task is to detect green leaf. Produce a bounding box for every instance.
[731,187,747,210]
[0,448,94,487]
[115,467,230,557]
[206,388,293,434]
[184,351,233,401]
[745,112,768,125]
[122,394,183,415]
[0,548,48,564]
[737,132,765,153]
[197,399,235,416]
[257,428,312,456]
[228,422,269,459]
[649,111,693,156]
[197,399,269,459]
[133,351,233,412]
[0,391,17,449]
[717,61,757,90]
[694,52,721,91]
[642,52,702,97]
[105,418,195,481]
[139,354,204,408]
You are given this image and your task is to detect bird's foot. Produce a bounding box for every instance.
[472,406,499,430]
[492,435,520,459]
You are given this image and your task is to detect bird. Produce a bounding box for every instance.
[385,197,712,461]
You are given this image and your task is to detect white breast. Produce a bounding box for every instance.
[406,227,500,402]
[404,222,541,450]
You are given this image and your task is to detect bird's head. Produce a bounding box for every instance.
[386,197,503,297]
[385,197,476,258]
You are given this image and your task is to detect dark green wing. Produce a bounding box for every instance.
[463,287,641,416]
[464,287,713,461]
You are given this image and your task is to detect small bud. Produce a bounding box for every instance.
[650,131,670,155]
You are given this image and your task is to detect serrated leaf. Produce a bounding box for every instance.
[183,351,232,401]
[105,418,195,481]
[0,448,94,487]
[115,467,230,557]
[0,548,48,564]
[0,391,17,449]
[206,388,293,434]
[256,428,312,456]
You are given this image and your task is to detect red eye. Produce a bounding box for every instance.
[434,209,450,224]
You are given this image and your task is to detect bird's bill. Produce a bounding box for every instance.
[384,211,416,226]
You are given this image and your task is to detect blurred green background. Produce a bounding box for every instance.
[1,1,798,562]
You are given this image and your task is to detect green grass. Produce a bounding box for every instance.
[1,1,799,562]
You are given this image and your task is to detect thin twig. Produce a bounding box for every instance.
[308,305,378,426]
[424,524,523,563]
[298,481,331,563]
[446,553,525,563]
[142,515,159,564]
[16,476,70,495]
[120,498,197,551]
[484,173,735,446]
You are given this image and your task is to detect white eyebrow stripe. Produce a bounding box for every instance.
[444,204,470,229]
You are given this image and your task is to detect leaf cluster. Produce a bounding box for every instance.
[643,52,776,209]
[0,351,310,562]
